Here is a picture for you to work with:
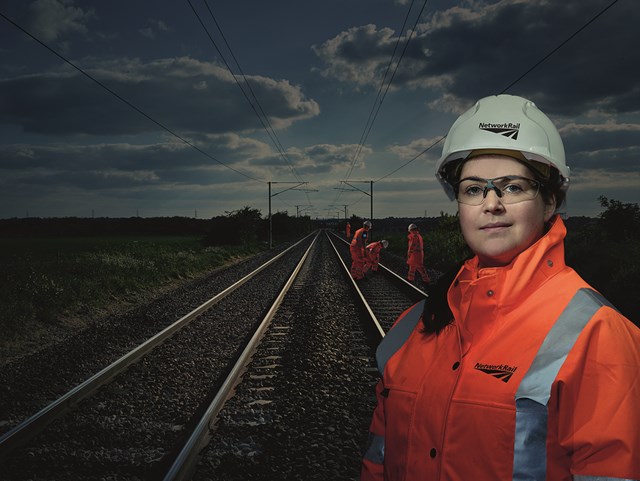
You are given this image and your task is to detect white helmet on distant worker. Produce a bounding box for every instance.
[381,240,389,248]
[408,223,418,232]
[363,220,372,228]
[435,94,570,201]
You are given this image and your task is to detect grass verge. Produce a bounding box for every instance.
[0,235,265,340]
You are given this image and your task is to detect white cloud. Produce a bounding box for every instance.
[29,0,94,42]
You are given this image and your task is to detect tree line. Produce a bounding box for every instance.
[1,198,637,325]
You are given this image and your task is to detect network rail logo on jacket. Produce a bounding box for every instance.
[479,122,520,140]
[474,362,518,383]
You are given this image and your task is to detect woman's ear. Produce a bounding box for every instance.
[543,195,556,222]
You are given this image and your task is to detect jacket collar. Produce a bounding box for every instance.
[455,215,567,311]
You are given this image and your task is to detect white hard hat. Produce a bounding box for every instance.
[435,94,570,201]
[363,220,372,228]
[408,223,418,232]
[381,240,389,248]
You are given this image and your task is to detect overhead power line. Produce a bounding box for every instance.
[334,0,430,212]
[499,0,620,94]
[343,0,430,184]
[188,0,307,187]
[344,0,421,182]
[372,0,622,183]
[0,11,264,184]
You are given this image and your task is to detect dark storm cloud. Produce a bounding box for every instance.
[0,56,320,136]
[0,138,265,189]
[560,122,640,173]
[244,143,368,177]
[314,0,639,116]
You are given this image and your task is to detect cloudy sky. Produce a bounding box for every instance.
[1,0,638,220]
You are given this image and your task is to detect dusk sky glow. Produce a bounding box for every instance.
[1,0,638,220]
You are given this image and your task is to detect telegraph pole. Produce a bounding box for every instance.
[339,180,374,221]
[268,181,315,248]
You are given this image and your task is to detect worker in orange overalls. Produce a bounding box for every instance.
[346,221,351,240]
[350,220,372,280]
[361,94,640,481]
[406,224,430,283]
[364,239,388,273]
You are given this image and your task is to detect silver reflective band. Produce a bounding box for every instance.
[363,433,385,465]
[513,288,615,480]
[513,398,547,481]
[574,477,638,481]
[375,301,425,375]
[516,288,613,405]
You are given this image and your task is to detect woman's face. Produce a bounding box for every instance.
[457,155,555,268]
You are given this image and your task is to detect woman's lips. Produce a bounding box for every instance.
[480,222,511,231]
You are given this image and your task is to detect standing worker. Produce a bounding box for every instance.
[361,94,640,481]
[350,220,372,280]
[406,224,430,284]
[364,239,388,273]
[346,221,351,240]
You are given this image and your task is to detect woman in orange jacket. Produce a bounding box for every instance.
[361,95,640,481]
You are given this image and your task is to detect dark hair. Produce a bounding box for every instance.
[537,166,566,212]
[421,260,468,335]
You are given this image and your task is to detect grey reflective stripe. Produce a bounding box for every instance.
[513,398,548,481]
[574,477,638,481]
[375,300,425,375]
[363,432,385,465]
[516,288,611,405]
[513,288,611,481]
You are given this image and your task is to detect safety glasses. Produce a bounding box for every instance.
[454,175,542,205]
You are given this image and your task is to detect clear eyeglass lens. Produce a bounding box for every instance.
[455,176,540,205]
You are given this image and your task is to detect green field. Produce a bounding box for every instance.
[0,236,263,337]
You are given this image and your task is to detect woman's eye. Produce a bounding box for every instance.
[502,183,525,194]
[464,185,483,196]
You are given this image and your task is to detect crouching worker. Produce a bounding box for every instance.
[364,239,388,273]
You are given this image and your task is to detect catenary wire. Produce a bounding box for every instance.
[343,0,420,183]
[188,0,307,187]
[343,0,429,184]
[0,11,265,184]
[198,0,313,208]
[334,0,429,213]
[499,0,620,94]
[371,0,621,185]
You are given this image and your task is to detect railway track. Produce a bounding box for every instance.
[1,229,428,480]
[1,234,316,480]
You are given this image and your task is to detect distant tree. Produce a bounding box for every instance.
[566,197,639,327]
[423,212,471,272]
[203,206,264,246]
[597,196,640,239]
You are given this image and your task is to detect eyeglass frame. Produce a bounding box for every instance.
[453,175,543,205]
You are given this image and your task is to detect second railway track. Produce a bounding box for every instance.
[1,229,429,480]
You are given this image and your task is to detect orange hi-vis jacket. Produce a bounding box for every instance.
[366,241,384,258]
[362,216,640,481]
[406,231,424,266]
[351,227,369,254]
[365,241,384,270]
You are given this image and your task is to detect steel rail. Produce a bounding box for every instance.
[329,230,427,299]
[163,231,320,481]
[326,231,387,339]
[0,232,315,461]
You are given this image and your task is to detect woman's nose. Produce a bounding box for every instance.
[483,188,505,212]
